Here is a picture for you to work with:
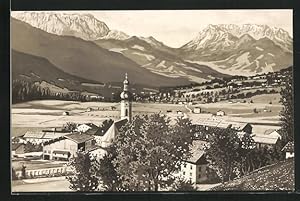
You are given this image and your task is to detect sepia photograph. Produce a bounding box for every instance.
[10,9,294,192]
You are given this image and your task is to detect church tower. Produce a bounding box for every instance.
[120,73,132,122]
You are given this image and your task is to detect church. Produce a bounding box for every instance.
[100,73,132,147]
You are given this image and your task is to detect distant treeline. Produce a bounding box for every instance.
[12,79,91,104]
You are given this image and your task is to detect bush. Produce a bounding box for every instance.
[171,177,197,191]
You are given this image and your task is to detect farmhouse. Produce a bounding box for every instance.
[252,135,280,149]
[179,140,208,184]
[281,141,294,159]
[42,133,94,161]
[193,107,201,114]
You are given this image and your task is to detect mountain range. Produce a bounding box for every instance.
[179,24,293,75]
[11,12,293,95]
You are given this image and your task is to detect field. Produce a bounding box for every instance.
[11,93,282,137]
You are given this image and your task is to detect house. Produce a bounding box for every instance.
[100,119,128,148]
[22,130,70,144]
[42,133,94,161]
[193,107,201,114]
[179,140,208,184]
[264,129,282,140]
[12,143,25,155]
[216,110,225,116]
[281,141,294,159]
[76,123,99,134]
[253,135,280,149]
[62,111,70,116]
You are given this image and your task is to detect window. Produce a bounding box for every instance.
[190,165,192,170]
[199,166,201,171]
[125,109,128,116]
[183,172,185,175]
[190,172,192,176]
[183,164,187,168]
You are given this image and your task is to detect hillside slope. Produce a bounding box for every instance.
[211,158,294,191]
[11,18,191,87]
[12,49,104,94]
[95,37,227,83]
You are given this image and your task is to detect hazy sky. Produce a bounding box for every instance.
[90,10,293,48]
[18,10,293,48]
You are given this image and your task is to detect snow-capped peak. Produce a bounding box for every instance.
[182,24,292,52]
[11,11,110,41]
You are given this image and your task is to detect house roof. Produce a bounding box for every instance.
[43,132,70,139]
[253,135,279,145]
[186,140,208,164]
[64,133,94,144]
[23,130,70,139]
[23,131,45,139]
[282,141,294,152]
[78,123,99,129]
[192,116,250,131]
[264,129,276,135]
[12,143,24,151]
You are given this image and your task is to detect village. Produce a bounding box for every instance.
[11,73,294,191]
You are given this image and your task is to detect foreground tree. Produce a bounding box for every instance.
[111,114,194,191]
[279,75,294,143]
[67,150,99,191]
[205,127,240,183]
[97,144,121,191]
[171,177,197,191]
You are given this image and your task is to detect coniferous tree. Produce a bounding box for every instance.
[67,150,99,191]
[279,75,294,143]
[206,127,240,183]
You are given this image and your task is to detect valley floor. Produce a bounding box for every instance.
[11,94,281,136]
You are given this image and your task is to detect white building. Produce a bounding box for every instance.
[216,110,225,116]
[281,141,294,159]
[193,107,201,114]
[179,140,208,184]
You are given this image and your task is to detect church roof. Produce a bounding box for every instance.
[101,119,128,143]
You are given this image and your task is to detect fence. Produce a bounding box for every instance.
[15,166,68,178]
